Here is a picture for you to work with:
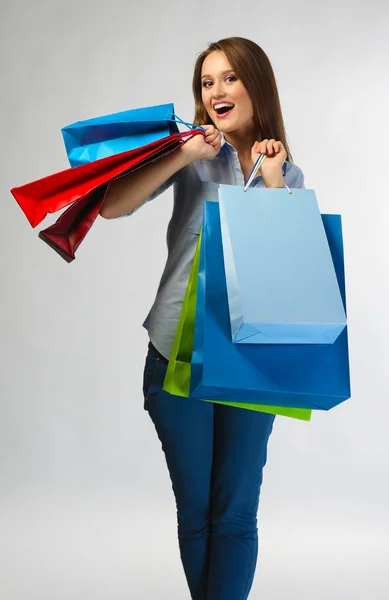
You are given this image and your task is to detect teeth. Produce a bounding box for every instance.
[214,103,234,110]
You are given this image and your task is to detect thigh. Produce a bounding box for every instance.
[211,403,276,517]
[143,343,215,510]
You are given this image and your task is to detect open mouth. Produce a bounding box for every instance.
[214,103,235,117]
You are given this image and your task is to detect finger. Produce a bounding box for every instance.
[205,135,217,144]
[208,132,222,144]
[204,125,216,134]
[267,138,277,156]
[258,139,269,154]
[267,139,276,155]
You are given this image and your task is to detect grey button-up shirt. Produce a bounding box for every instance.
[118,135,305,359]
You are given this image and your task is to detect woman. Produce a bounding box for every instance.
[100,37,305,600]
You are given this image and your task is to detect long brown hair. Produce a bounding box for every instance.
[192,37,294,163]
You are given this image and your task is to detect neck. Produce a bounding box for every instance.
[223,126,261,160]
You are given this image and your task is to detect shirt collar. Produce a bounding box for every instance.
[220,132,288,176]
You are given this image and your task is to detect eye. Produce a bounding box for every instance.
[202,75,237,88]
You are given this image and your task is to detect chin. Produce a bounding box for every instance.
[217,122,238,134]
[207,111,240,133]
[211,117,234,130]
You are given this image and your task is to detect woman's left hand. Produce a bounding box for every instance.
[251,139,287,183]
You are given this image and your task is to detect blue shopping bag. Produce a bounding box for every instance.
[219,184,347,344]
[62,103,179,167]
[190,201,351,411]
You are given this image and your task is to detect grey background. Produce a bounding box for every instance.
[1,0,388,598]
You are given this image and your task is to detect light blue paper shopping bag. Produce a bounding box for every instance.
[62,103,179,167]
[218,184,347,344]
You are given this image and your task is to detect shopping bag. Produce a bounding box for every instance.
[37,184,108,262]
[163,232,202,397]
[11,132,193,228]
[190,201,351,411]
[218,184,347,344]
[62,103,179,167]
[163,231,312,421]
[11,129,202,261]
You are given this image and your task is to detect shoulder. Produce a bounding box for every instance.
[284,160,303,176]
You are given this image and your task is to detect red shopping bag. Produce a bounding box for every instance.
[11,130,202,262]
[37,184,108,262]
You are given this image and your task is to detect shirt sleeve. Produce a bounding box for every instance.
[285,164,305,189]
[115,172,177,218]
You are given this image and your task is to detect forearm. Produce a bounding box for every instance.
[99,145,194,219]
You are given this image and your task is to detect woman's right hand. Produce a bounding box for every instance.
[181,125,222,162]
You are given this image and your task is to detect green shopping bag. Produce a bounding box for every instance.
[163,231,312,421]
[162,232,202,397]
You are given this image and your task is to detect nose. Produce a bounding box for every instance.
[212,80,226,99]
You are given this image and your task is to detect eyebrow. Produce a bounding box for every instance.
[201,70,235,79]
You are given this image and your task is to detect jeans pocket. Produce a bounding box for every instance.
[143,357,157,400]
[143,354,168,409]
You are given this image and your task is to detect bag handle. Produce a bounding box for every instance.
[244,153,292,194]
[166,113,206,132]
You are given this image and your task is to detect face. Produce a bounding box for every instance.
[201,50,255,134]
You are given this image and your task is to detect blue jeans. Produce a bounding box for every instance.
[143,342,276,600]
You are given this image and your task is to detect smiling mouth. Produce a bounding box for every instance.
[214,104,235,115]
